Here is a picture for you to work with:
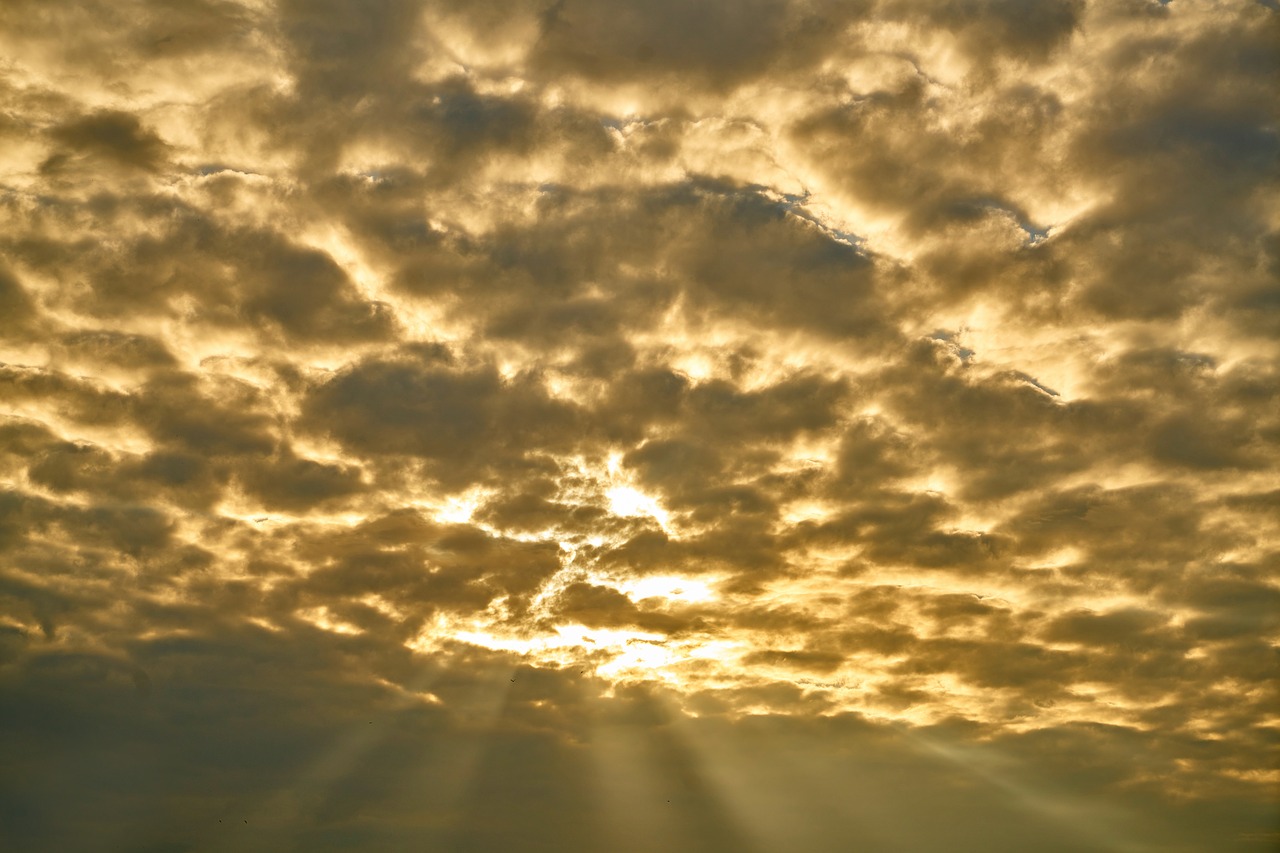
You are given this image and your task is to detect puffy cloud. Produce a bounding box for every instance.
[41,109,171,174]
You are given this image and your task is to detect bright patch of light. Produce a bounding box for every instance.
[453,630,544,655]
[553,623,666,647]
[619,575,715,604]
[297,606,362,635]
[672,352,715,381]
[1029,546,1082,570]
[218,507,368,528]
[451,623,665,657]
[781,501,834,524]
[297,225,384,300]
[607,486,670,528]
[598,641,677,677]
[434,494,480,524]
[360,594,406,620]
[685,639,744,662]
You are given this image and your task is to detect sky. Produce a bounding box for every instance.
[0,0,1277,851]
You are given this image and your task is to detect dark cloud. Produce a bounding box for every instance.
[301,352,582,488]
[42,110,170,174]
[386,181,886,351]
[532,0,795,89]
[278,0,423,100]
[0,266,37,329]
[551,581,695,634]
[880,0,1085,65]
[52,330,177,375]
[0,366,135,429]
[237,451,367,512]
[134,371,278,457]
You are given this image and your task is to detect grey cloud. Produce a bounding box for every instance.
[0,0,259,74]
[1174,570,1280,643]
[829,416,918,497]
[790,489,1009,576]
[0,564,74,640]
[788,82,997,234]
[474,485,609,535]
[893,636,1086,692]
[279,0,423,100]
[26,441,119,495]
[0,266,37,330]
[0,419,62,481]
[667,185,885,338]
[589,517,790,584]
[1041,607,1174,650]
[1,488,174,559]
[1056,16,1277,323]
[233,238,399,344]
[389,181,887,345]
[237,451,367,512]
[238,0,617,179]
[878,0,1085,65]
[55,329,177,370]
[129,0,258,60]
[782,3,1276,337]
[134,371,278,457]
[42,110,170,174]
[1147,411,1261,471]
[288,510,565,621]
[614,369,847,513]
[551,581,696,634]
[0,366,135,429]
[680,372,849,441]
[301,352,582,487]
[4,197,396,344]
[862,336,1267,501]
[531,0,795,89]
[742,648,845,673]
[998,483,1226,567]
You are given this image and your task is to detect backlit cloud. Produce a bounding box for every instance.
[1,1,1276,850]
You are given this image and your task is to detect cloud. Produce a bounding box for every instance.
[0,0,1276,850]
[531,0,796,89]
[301,351,583,488]
[42,110,171,174]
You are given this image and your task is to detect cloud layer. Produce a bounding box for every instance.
[1,1,1277,850]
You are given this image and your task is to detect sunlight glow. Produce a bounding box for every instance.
[597,640,678,677]
[450,623,666,657]
[618,574,716,604]
[297,606,363,635]
[607,486,671,529]
[434,493,481,524]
